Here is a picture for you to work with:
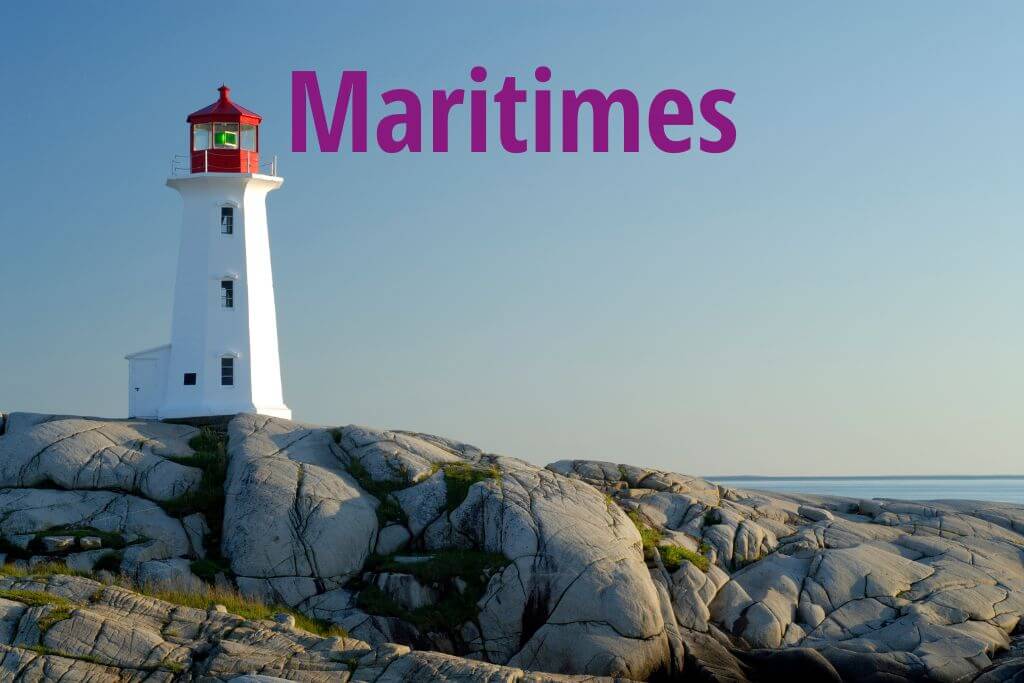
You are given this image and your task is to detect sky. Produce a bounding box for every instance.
[0,3,1021,476]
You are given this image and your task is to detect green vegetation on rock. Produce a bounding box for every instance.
[0,561,91,579]
[627,511,662,560]
[162,427,229,575]
[0,589,74,631]
[345,458,409,525]
[93,552,122,574]
[366,549,508,584]
[357,549,509,639]
[441,462,500,512]
[189,557,232,583]
[135,582,346,638]
[658,544,710,573]
[26,645,102,665]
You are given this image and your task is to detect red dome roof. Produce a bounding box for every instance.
[187,85,262,125]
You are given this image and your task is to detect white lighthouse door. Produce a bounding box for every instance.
[130,359,159,418]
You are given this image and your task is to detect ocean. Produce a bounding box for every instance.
[706,477,1024,505]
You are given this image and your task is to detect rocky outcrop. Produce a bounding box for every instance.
[0,414,214,586]
[550,460,1024,683]
[222,415,378,606]
[0,572,603,682]
[0,411,1022,682]
[224,418,674,680]
[0,413,202,500]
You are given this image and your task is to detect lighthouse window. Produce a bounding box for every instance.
[221,358,234,386]
[220,280,234,308]
[221,207,234,234]
[241,125,257,151]
[193,123,212,151]
[183,373,197,386]
[214,122,239,149]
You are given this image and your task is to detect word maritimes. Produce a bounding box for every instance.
[292,67,736,155]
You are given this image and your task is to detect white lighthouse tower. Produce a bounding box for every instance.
[126,86,291,420]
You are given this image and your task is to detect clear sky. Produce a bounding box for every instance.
[1,3,1021,476]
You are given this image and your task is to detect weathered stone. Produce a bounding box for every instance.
[182,512,209,558]
[222,415,379,605]
[77,535,103,550]
[426,456,673,679]
[1,411,1022,683]
[40,535,75,553]
[64,549,113,572]
[134,557,204,591]
[0,413,203,500]
[375,523,412,555]
[798,505,834,522]
[393,469,448,536]
[0,489,190,557]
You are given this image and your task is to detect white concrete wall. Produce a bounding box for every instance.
[126,345,170,418]
[158,172,290,419]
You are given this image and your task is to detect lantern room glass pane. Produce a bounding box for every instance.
[193,124,212,150]
[213,123,239,149]
[241,125,257,151]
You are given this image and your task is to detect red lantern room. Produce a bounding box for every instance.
[187,85,261,173]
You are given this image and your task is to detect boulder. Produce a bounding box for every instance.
[40,536,75,553]
[78,536,103,550]
[0,489,190,556]
[222,415,379,605]
[798,505,834,522]
[393,469,448,536]
[376,523,412,555]
[425,456,673,679]
[0,413,203,500]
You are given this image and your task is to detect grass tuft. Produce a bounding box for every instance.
[441,462,500,512]
[0,589,74,632]
[658,544,710,573]
[136,579,346,638]
[0,562,92,579]
[159,659,186,673]
[161,427,229,569]
[26,645,102,665]
[626,511,662,560]
[345,458,409,525]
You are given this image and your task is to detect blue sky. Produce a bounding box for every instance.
[1,3,1021,475]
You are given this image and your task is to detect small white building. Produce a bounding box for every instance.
[126,86,291,420]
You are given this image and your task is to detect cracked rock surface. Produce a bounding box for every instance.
[0,413,202,501]
[0,573,603,682]
[552,460,1024,682]
[222,415,379,607]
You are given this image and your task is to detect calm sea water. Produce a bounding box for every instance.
[707,477,1024,505]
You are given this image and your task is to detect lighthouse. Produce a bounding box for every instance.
[126,86,291,420]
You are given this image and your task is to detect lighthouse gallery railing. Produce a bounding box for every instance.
[170,151,279,176]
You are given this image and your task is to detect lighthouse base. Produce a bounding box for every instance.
[126,342,291,421]
[158,403,292,421]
